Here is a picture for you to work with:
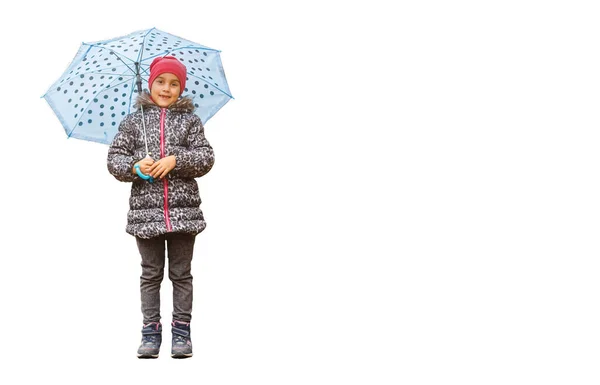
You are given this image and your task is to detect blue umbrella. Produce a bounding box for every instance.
[43,27,233,148]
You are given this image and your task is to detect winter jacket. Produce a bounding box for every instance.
[107,92,214,239]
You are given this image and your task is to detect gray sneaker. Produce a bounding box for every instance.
[171,320,193,358]
[137,322,162,358]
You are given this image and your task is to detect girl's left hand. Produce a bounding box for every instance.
[148,155,176,179]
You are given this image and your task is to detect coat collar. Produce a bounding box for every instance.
[135,91,195,113]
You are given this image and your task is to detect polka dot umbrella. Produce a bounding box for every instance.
[43,27,233,146]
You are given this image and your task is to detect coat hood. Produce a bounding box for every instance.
[135,91,196,113]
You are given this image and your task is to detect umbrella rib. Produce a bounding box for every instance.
[83,43,138,76]
[59,64,137,84]
[97,77,137,95]
[159,45,220,55]
[137,46,220,66]
[83,42,137,60]
[186,72,234,99]
[90,76,140,100]
[86,72,135,77]
[113,53,137,76]
[136,28,156,66]
[67,106,88,139]
[149,28,191,47]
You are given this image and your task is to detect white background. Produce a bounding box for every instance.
[1,0,599,383]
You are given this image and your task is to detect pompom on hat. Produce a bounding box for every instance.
[148,56,187,94]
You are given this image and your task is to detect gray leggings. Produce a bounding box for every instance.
[136,233,196,324]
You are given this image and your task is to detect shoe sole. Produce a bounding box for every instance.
[137,353,159,359]
[171,353,193,359]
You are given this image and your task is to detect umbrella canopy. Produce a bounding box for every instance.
[43,27,233,145]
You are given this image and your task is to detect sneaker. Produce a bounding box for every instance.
[171,320,193,358]
[137,322,162,358]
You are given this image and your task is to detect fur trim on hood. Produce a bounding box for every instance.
[135,91,196,113]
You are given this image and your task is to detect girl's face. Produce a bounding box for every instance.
[150,72,181,107]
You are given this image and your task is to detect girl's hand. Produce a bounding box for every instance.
[133,157,154,175]
[148,155,176,179]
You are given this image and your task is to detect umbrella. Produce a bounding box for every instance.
[42,27,233,147]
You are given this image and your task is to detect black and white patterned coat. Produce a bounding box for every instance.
[107,92,214,239]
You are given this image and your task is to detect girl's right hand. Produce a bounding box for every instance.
[133,157,155,175]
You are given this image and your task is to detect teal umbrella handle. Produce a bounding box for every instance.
[134,164,154,183]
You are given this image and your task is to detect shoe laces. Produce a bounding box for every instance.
[142,334,158,345]
[173,334,187,345]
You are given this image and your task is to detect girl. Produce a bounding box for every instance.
[107,56,214,359]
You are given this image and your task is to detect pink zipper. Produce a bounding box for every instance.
[160,108,172,232]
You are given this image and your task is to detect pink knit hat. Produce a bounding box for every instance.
[148,56,187,94]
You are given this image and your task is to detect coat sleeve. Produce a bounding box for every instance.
[107,116,140,183]
[170,116,215,179]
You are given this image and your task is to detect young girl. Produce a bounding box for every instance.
[107,56,214,359]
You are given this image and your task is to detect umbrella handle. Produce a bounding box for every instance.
[134,164,154,183]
